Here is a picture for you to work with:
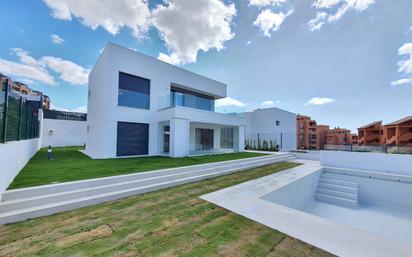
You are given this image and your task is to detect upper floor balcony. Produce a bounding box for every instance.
[158,89,215,112]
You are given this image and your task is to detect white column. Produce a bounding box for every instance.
[213,128,220,149]
[235,125,245,152]
[170,118,190,157]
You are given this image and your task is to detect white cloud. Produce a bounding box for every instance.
[0,49,56,85]
[253,9,293,37]
[398,43,412,56]
[153,0,236,65]
[248,0,286,7]
[305,97,335,105]
[309,0,374,31]
[12,48,40,66]
[51,34,64,44]
[51,104,87,113]
[260,100,280,107]
[43,0,150,38]
[0,48,89,86]
[215,97,246,107]
[312,0,340,9]
[157,52,182,65]
[246,40,252,45]
[392,42,412,87]
[44,0,236,66]
[391,78,412,87]
[40,56,90,85]
[308,12,328,31]
[71,106,87,113]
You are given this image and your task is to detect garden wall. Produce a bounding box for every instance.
[321,151,412,175]
[0,138,41,199]
[41,119,87,147]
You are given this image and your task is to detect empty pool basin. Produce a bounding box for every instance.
[201,162,412,257]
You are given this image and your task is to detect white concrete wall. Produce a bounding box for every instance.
[293,151,321,161]
[244,107,297,151]
[321,151,412,175]
[261,169,322,211]
[42,119,87,147]
[85,43,243,158]
[0,109,43,198]
[0,139,41,199]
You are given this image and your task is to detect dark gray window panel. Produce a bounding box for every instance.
[119,72,150,93]
[117,122,149,156]
[118,72,150,109]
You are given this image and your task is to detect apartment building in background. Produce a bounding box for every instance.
[85,43,245,159]
[358,121,384,146]
[297,115,316,149]
[297,114,356,150]
[327,128,352,145]
[351,134,359,145]
[0,73,51,109]
[384,116,412,146]
[316,125,330,149]
[296,115,330,150]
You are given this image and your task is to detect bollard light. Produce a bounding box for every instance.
[48,145,53,160]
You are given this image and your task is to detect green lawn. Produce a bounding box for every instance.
[9,147,266,189]
[0,162,334,257]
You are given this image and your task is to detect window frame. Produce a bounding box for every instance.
[117,71,151,110]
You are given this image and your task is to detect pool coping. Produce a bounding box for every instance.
[200,160,412,257]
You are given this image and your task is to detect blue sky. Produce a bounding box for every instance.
[0,0,411,131]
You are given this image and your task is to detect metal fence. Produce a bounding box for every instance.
[43,109,87,121]
[324,144,412,154]
[245,133,296,151]
[0,79,41,143]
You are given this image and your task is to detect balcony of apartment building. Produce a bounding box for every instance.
[384,116,412,146]
[308,121,317,130]
[309,134,318,149]
[387,127,412,146]
[364,132,383,145]
[386,127,397,145]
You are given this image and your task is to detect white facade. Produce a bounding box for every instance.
[244,107,297,151]
[41,119,87,147]
[85,43,245,159]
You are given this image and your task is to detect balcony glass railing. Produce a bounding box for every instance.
[158,93,246,117]
[157,92,214,112]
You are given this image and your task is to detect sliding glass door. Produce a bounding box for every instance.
[195,128,214,151]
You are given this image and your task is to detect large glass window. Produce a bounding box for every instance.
[171,87,214,111]
[195,128,214,151]
[220,127,234,148]
[118,72,150,109]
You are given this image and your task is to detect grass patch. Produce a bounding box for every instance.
[8,146,266,189]
[0,162,334,257]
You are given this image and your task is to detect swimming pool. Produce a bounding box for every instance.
[201,152,412,257]
[262,166,412,246]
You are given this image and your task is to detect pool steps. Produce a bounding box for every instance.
[0,153,296,224]
[315,172,359,208]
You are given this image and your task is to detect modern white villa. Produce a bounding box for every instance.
[84,43,245,158]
